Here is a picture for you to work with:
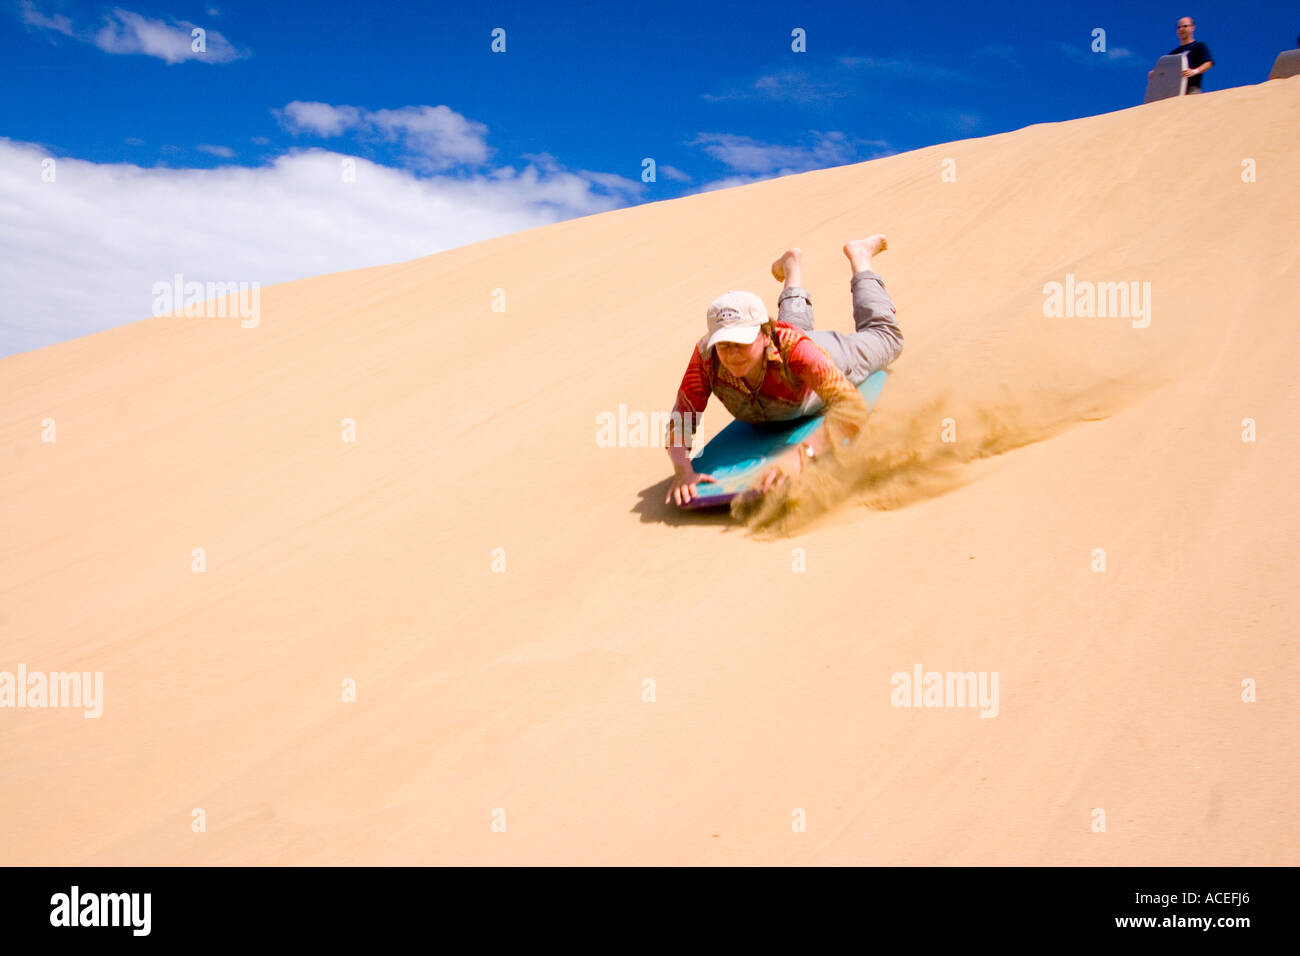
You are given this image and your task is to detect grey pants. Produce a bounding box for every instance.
[777,270,904,385]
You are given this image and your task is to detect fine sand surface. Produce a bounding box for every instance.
[2,80,1298,865]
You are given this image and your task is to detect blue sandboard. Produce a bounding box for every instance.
[678,370,887,510]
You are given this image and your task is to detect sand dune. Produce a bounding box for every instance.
[2,79,1298,864]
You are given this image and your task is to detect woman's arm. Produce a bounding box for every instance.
[754,339,871,494]
[664,344,710,458]
[665,345,717,505]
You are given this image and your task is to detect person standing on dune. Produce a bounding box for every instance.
[665,235,904,507]
[1149,16,1215,92]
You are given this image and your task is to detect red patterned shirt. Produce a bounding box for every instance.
[666,320,868,451]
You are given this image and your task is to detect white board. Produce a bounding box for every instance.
[1144,53,1188,104]
[1268,49,1300,81]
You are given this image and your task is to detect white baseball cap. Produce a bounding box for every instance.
[704,290,768,351]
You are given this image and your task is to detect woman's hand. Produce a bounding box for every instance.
[754,447,803,496]
[667,466,717,506]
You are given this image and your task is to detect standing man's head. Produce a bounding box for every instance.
[1177,17,1195,43]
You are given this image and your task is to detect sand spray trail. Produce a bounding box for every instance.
[735,280,1195,532]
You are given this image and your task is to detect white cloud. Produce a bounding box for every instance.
[275,101,364,137]
[1056,42,1137,65]
[688,130,890,176]
[368,105,491,170]
[275,101,491,171]
[94,8,244,64]
[196,144,236,158]
[1,138,645,356]
[18,0,73,36]
[747,67,856,104]
[18,4,246,64]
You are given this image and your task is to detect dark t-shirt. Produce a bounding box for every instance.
[1169,40,1213,89]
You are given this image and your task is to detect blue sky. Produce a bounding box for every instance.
[3,0,1296,354]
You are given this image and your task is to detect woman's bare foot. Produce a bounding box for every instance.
[771,247,803,284]
[843,234,887,273]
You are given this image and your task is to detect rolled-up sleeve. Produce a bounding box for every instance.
[786,339,870,443]
[666,346,711,451]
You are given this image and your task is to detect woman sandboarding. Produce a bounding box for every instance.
[665,235,904,507]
